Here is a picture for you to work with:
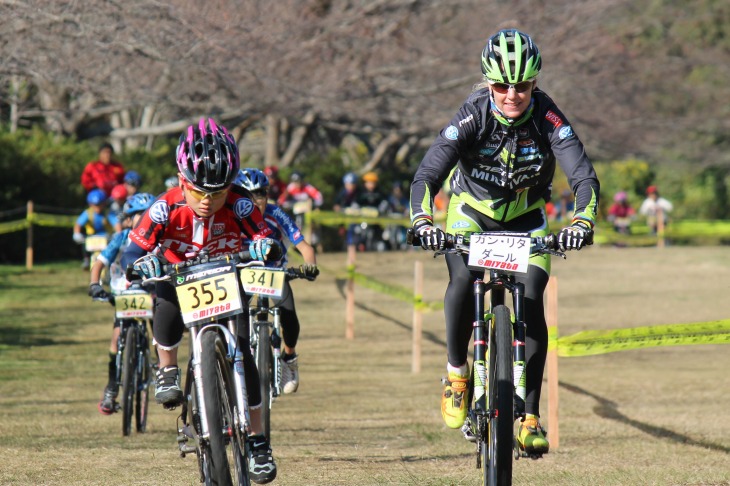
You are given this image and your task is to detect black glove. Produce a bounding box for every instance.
[88,283,108,299]
[413,220,446,251]
[300,264,320,280]
[557,221,593,251]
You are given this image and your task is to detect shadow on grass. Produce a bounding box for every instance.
[335,278,446,348]
[0,323,82,347]
[560,381,730,455]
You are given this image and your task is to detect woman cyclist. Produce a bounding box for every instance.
[409,29,600,454]
[234,168,320,394]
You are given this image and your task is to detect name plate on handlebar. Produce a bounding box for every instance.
[468,232,531,274]
[173,264,242,325]
[239,268,285,298]
[114,290,154,318]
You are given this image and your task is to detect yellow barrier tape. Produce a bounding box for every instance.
[30,213,77,228]
[339,268,443,312]
[556,320,730,357]
[0,219,29,235]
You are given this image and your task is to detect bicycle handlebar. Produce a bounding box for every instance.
[406,228,566,259]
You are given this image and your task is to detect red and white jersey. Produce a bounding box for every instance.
[130,187,271,263]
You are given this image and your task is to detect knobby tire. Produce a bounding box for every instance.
[200,331,249,486]
[255,322,272,441]
[121,325,137,437]
[486,305,514,486]
[135,324,151,433]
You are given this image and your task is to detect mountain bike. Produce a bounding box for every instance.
[243,265,315,441]
[133,252,263,486]
[94,282,156,436]
[409,229,566,486]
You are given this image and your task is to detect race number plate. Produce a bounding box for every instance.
[468,232,531,274]
[114,290,154,318]
[173,264,242,324]
[85,235,108,252]
[239,268,285,298]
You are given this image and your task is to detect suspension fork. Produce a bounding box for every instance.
[270,304,283,397]
[511,281,527,413]
[472,279,488,410]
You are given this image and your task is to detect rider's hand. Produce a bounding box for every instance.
[300,264,319,280]
[557,221,593,251]
[133,254,162,279]
[249,238,280,262]
[73,232,85,245]
[413,220,446,251]
[88,283,108,299]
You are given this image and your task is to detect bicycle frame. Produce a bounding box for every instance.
[249,297,283,398]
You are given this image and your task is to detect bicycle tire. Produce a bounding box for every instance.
[135,326,151,433]
[485,305,514,486]
[200,331,249,486]
[255,322,272,441]
[121,325,137,437]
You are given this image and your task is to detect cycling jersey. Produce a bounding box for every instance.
[81,160,125,195]
[126,187,271,264]
[279,183,323,208]
[410,88,599,230]
[242,204,304,268]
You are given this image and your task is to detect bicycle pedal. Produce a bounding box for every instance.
[461,423,477,443]
[163,403,179,411]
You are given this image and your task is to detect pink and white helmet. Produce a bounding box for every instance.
[176,118,240,191]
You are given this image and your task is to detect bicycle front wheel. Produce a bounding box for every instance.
[121,324,138,437]
[255,322,272,441]
[485,305,514,486]
[135,324,151,433]
[200,331,249,486]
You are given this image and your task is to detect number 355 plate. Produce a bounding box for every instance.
[173,264,242,325]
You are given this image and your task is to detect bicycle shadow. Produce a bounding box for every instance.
[560,381,730,454]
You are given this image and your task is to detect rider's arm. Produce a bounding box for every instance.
[120,240,147,271]
[410,102,479,226]
[542,103,600,228]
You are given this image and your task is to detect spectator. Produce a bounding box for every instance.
[265,166,288,203]
[356,172,390,215]
[334,172,360,213]
[607,191,636,234]
[123,170,142,196]
[80,143,125,196]
[387,180,410,216]
[639,185,673,234]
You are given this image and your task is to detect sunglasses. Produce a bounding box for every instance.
[250,189,269,199]
[183,182,228,201]
[489,80,534,94]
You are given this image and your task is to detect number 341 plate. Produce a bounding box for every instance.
[467,232,531,274]
[239,268,285,298]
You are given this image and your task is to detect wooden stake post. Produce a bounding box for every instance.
[26,201,33,270]
[412,261,424,373]
[345,244,356,340]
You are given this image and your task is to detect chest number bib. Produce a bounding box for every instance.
[174,264,242,324]
[468,232,531,274]
[240,268,285,299]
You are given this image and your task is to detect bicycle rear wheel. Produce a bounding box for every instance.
[254,322,272,441]
[485,305,514,486]
[200,331,249,486]
[135,326,151,433]
[121,325,137,437]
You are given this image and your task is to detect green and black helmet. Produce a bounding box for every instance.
[481,29,542,83]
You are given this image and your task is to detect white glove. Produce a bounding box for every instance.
[73,232,85,245]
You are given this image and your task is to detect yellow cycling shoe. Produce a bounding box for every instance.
[517,416,549,454]
[441,369,469,429]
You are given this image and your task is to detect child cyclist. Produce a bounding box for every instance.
[120,119,279,484]
[88,192,156,415]
[234,168,320,394]
[73,189,121,269]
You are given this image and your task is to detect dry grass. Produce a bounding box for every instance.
[1,247,729,485]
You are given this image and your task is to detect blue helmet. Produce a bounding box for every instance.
[123,193,155,216]
[234,168,270,192]
[87,189,107,205]
[123,170,142,187]
[343,172,357,185]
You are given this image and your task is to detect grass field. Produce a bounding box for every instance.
[1,246,729,486]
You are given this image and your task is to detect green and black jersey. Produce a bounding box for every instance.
[410,88,599,231]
